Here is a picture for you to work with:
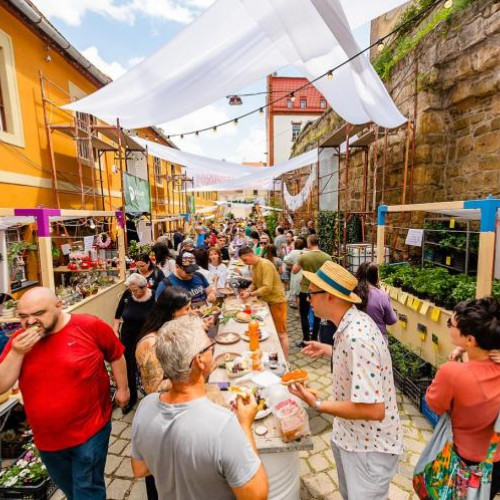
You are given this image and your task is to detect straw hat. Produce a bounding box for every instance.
[303,261,362,304]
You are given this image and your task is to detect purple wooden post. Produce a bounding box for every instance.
[14,208,61,236]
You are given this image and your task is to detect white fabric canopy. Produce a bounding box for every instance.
[64,0,408,129]
[136,137,318,190]
[284,165,316,211]
[191,148,318,192]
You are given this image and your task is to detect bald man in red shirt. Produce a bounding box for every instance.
[0,287,129,500]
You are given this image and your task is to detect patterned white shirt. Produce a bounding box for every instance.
[330,306,403,454]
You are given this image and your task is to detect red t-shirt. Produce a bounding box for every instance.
[426,359,500,462]
[0,314,124,451]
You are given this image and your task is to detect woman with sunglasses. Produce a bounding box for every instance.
[135,286,193,500]
[425,297,500,499]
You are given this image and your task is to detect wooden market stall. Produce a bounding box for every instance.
[376,196,500,365]
[0,207,126,326]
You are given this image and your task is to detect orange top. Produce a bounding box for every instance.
[426,359,500,462]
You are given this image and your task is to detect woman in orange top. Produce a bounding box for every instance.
[425,297,500,499]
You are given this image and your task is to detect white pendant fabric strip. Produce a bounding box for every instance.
[283,165,317,211]
[63,0,408,129]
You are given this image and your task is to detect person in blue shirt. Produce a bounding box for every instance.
[155,252,217,307]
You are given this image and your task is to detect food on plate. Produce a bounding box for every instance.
[235,312,251,323]
[214,332,240,345]
[225,356,252,377]
[281,369,308,385]
[229,386,269,418]
[213,352,239,369]
[199,305,221,317]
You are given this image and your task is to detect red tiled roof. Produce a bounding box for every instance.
[267,76,328,113]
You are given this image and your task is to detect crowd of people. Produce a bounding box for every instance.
[1,215,500,500]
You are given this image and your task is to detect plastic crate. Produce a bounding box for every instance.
[421,396,440,428]
[405,377,432,411]
[392,368,406,392]
[0,477,56,500]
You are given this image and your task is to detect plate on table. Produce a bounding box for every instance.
[217,288,234,296]
[213,351,240,369]
[242,329,270,342]
[234,313,251,323]
[214,331,241,345]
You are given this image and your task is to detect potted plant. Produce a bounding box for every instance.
[2,300,17,319]
[7,241,37,268]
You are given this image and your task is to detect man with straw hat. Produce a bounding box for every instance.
[289,261,403,500]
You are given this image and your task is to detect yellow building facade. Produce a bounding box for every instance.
[0,1,215,219]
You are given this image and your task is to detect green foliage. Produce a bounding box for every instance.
[7,240,37,267]
[317,211,339,256]
[264,211,279,238]
[126,240,152,260]
[388,335,436,379]
[373,0,473,81]
[346,214,362,244]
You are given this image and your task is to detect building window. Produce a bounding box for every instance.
[0,29,24,147]
[287,99,293,109]
[0,80,6,132]
[300,98,307,109]
[320,99,327,109]
[153,157,163,185]
[292,122,301,141]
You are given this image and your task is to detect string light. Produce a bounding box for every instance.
[180,134,184,139]
[233,119,238,126]
[162,0,442,140]
[444,0,452,7]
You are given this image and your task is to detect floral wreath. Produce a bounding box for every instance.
[96,232,112,249]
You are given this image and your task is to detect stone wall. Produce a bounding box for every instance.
[292,0,500,218]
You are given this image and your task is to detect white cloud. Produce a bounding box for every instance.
[160,103,237,138]
[33,0,213,26]
[128,56,145,67]
[81,46,126,79]
[231,126,267,164]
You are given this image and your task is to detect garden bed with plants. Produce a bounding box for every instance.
[0,444,55,499]
[380,263,500,311]
[388,335,439,426]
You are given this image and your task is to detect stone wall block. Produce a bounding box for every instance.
[475,131,500,154]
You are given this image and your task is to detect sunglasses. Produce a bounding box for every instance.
[307,290,327,297]
[189,341,216,367]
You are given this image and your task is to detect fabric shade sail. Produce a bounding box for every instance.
[189,148,319,192]
[64,0,408,129]
[136,137,318,191]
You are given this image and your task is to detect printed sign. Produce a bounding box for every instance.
[405,229,424,247]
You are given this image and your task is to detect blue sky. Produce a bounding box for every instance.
[33,0,370,164]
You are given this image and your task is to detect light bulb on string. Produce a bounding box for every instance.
[180,134,184,140]
[290,92,296,102]
[327,71,333,80]
[233,119,238,126]
[259,108,264,116]
[213,126,217,133]
[88,219,96,230]
[195,131,199,137]
[444,0,452,8]
[377,40,385,52]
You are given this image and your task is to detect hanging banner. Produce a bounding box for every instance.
[123,173,151,213]
[187,196,196,214]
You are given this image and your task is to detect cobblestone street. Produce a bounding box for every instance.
[53,308,434,500]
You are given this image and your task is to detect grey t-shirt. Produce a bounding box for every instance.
[131,395,260,500]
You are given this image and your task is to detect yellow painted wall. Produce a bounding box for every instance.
[0,4,216,214]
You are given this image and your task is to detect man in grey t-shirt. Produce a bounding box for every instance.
[131,315,268,500]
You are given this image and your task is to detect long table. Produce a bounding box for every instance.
[209,275,313,500]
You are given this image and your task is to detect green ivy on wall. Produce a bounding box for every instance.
[318,211,339,256]
[373,0,474,81]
